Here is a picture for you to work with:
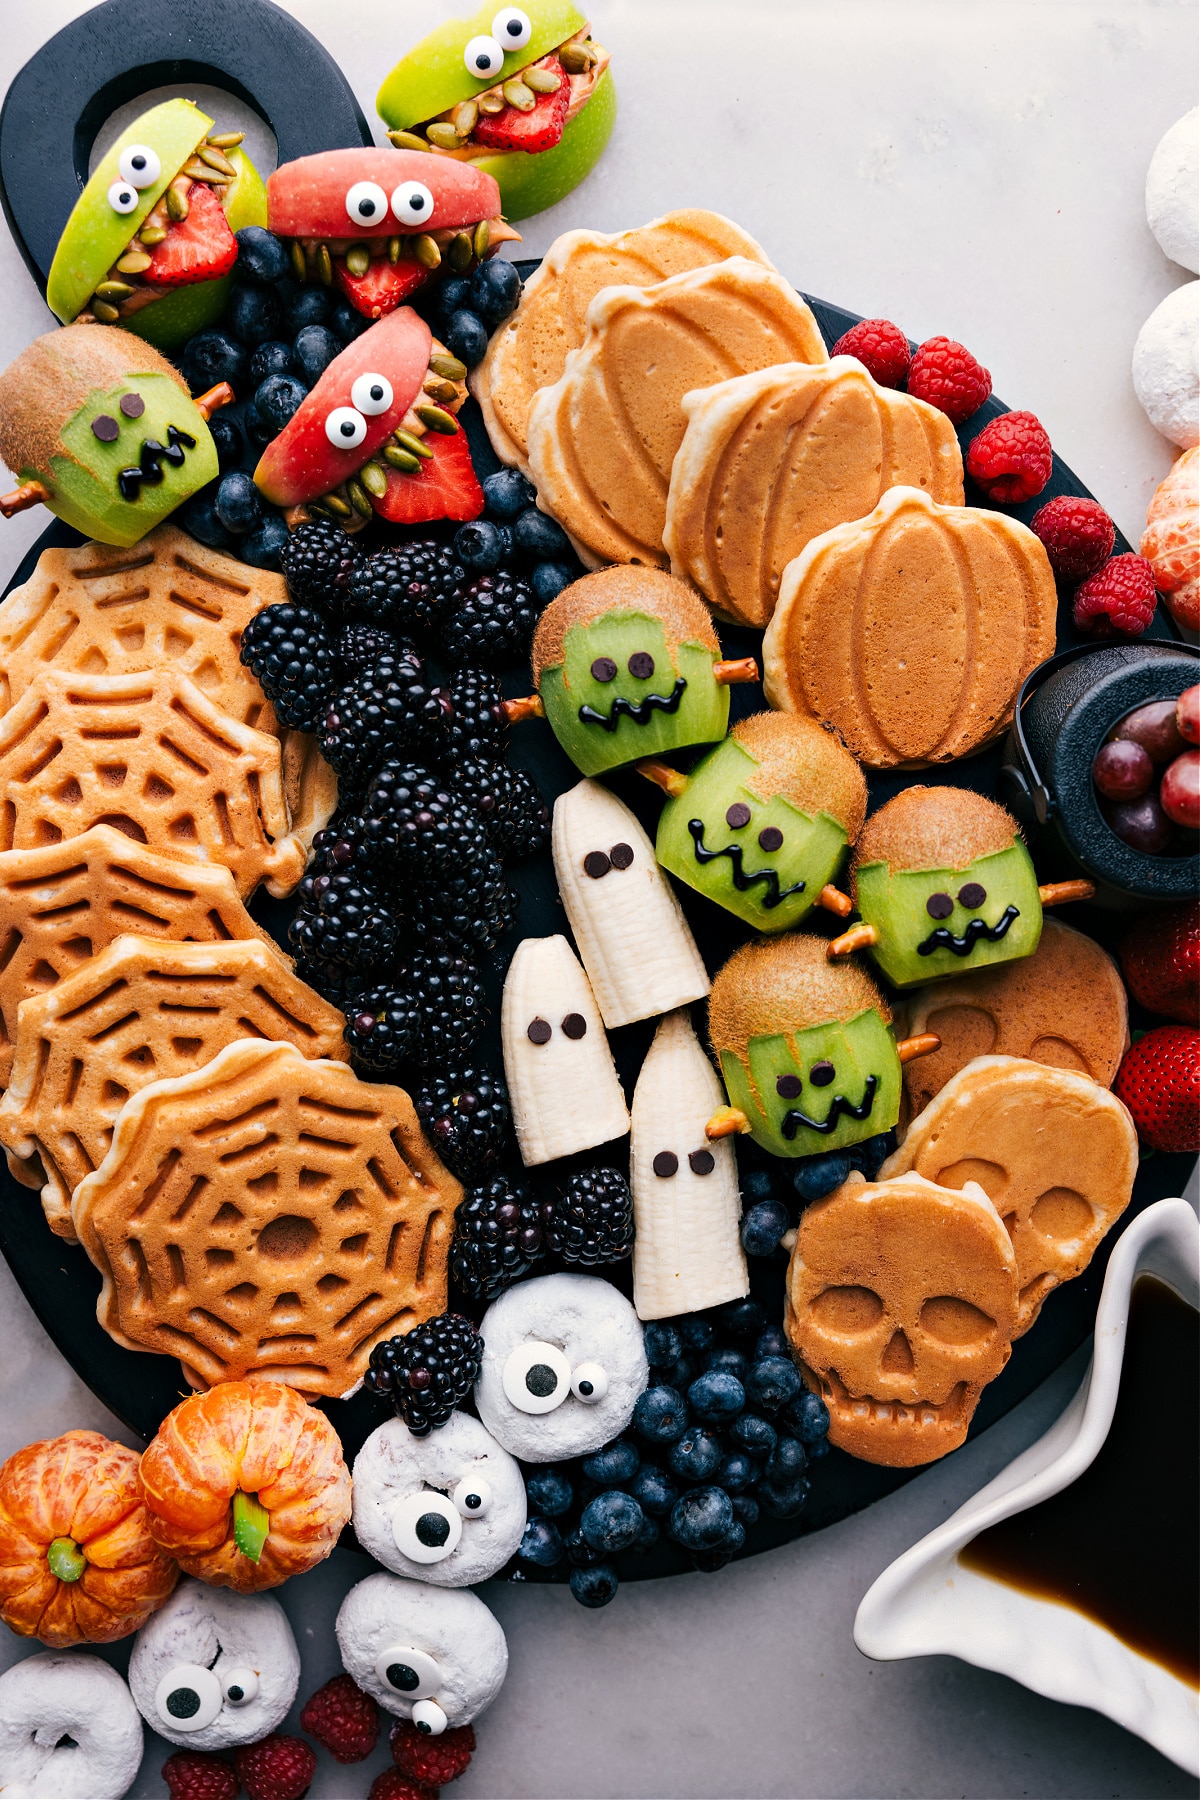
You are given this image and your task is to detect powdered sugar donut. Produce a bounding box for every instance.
[1146,109,1199,273]
[475,1271,649,1461]
[1133,281,1199,449]
[128,1578,299,1751]
[0,1652,142,1799]
[352,1411,526,1586]
[336,1574,507,1733]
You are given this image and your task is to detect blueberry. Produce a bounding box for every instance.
[516,1517,564,1567]
[740,1167,777,1206]
[328,297,369,344]
[766,1436,808,1482]
[676,1318,715,1355]
[712,1297,767,1341]
[808,1435,830,1460]
[214,471,264,536]
[235,226,291,286]
[688,1369,746,1425]
[667,1428,721,1483]
[286,285,331,333]
[239,515,290,570]
[690,1549,734,1574]
[453,518,508,573]
[779,1389,831,1445]
[569,1562,618,1608]
[632,1384,688,1445]
[243,400,275,446]
[849,1130,896,1180]
[661,1355,697,1393]
[581,1439,640,1487]
[248,340,295,387]
[443,308,490,368]
[744,1356,803,1415]
[469,257,523,325]
[580,1490,644,1554]
[758,1475,811,1519]
[254,373,308,435]
[482,468,537,520]
[512,506,571,559]
[531,560,575,605]
[227,282,284,348]
[524,1466,573,1518]
[793,1151,852,1203]
[668,1485,734,1552]
[730,1414,777,1459]
[628,1463,678,1518]
[703,1346,748,1378]
[730,1492,760,1527]
[755,1324,789,1360]
[293,324,342,388]
[741,1197,791,1256]
[207,411,243,472]
[436,276,473,319]
[564,1525,603,1568]
[716,1451,756,1494]
[176,484,233,550]
[630,1514,660,1553]
[181,329,246,395]
[642,1322,682,1369]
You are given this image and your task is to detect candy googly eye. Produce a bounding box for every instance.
[155,1665,222,1732]
[464,33,505,77]
[374,1645,441,1699]
[452,1473,493,1517]
[391,181,435,227]
[107,180,139,215]
[118,144,161,189]
[221,1668,260,1707]
[492,6,532,48]
[325,406,368,450]
[391,1490,463,1564]
[345,180,389,227]
[413,1698,449,1736]
[350,372,394,415]
[571,1361,608,1403]
[503,1339,571,1413]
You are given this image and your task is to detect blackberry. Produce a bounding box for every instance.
[319,653,450,781]
[349,541,466,639]
[289,869,398,971]
[365,1312,483,1434]
[451,1173,543,1299]
[292,954,370,1011]
[336,619,409,675]
[445,666,509,762]
[363,761,491,872]
[407,869,518,955]
[239,602,336,731]
[544,1167,635,1266]
[456,761,550,860]
[440,572,539,667]
[278,518,360,612]
[399,945,488,1066]
[416,1066,513,1183]
[343,987,419,1073]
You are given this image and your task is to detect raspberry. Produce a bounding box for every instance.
[369,1773,438,1800]
[966,410,1054,503]
[234,1735,317,1800]
[1072,554,1159,639]
[906,335,992,423]
[1030,495,1116,582]
[299,1672,381,1763]
[828,317,912,388]
[162,1751,240,1800]
[392,1718,475,1785]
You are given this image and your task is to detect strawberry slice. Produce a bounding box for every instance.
[334,256,431,320]
[370,429,484,525]
[145,182,238,288]
[474,56,570,154]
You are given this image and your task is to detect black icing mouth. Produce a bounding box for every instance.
[578,677,686,731]
[781,1076,878,1139]
[687,818,805,910]
[917,906,1020,958]
[116,425,197,501]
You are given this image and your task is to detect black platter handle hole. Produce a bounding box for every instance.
[86,82,280,185]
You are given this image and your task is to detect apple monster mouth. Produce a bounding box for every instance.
[578,677,687,732]
[916,905,1020,959]
[780,1076,878,1140]
[686,818,806,910]
[114,424,197,500]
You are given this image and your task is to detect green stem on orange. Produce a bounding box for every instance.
[47,1537,86,1582]
[232,1490,269,1563]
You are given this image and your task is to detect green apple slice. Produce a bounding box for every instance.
[378,0,589,129]
[127,147,268,352]
[470,67,616,222]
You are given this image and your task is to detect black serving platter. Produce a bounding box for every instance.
[0,270,1191,1584]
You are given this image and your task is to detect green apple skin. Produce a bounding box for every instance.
[469,68,616,222]
[378,0,589,129]
[855,842,1043,989]
[540,614,729,777]
[126,148,268,352]
[46,374,217,547]
[656,735,849,934]
[47,99,212,325]
[718,1008,901,1160]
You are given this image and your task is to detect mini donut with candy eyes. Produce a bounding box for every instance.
[336,1573,507,1736]
[0,1652,143,1800]
[352,1410,526,1586]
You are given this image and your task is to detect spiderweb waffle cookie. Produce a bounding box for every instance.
[280,729,337,861]
[0,935,349,1240]
[72,1040,461,1397]
[0,668,306,898]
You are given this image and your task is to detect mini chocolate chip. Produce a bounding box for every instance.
[652,1151,679,1177]
[609,841,634,869]
[561,1012,587,1040]
[758,826,784,852]
[120,392,145,419]
[776,1073,802,1099]
[810,1061,835,1087]
[527,1018,552,1044]
[583,850,611,879]
[591,656,617,682]
[628,651,655,679]
[91,414,119,442]
[726,802,752,829]
[958,882,987,908]
[688,1149,715,1175]
[926,891,954,919]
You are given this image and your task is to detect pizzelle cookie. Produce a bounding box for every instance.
[762,486,1057,766]
[72,1039,461,1398]
[664,357,965,628]
[0,667,306,898]
[0,935,348,1240]
[880,1054,1139,1334]
[279,728,338,860]
[471,210,775,472]
[526,259,828,569]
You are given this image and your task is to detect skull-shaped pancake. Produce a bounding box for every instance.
[785,1172,1019,1466]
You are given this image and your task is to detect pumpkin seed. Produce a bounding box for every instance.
[383,443,422,472]
[322,491,353,518]
[429,353,468,382]
[115,251,153,275]
[316,243,333,286]
[524,65,561,93]
[446,231,473,273]
[347,478,374,519]
[416,403,460,435]
[393,428,434,460]
[478,92,506,114]
[138,224,168,245]
[502,78,536,112]
[388,129,431,152]
[473,219,491,260]
[198,144,238,176]
[426,121,461,150]
[345,243,371,277]
[182,156,227,182]
[451,100,479,136]
[290,238,307,282]
[95,279,136,300]
[191,167,232,185]
[166,183,190,223]
[359,461,388,498]
[413,234,442,270]
[206,131,244,149]
[559,41,591,71]
[424,377,460,403]
[91,300,121,323]
[388,236,402,265]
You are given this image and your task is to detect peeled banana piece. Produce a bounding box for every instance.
[630,1009,748,1320]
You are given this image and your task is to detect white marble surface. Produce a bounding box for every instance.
[0,3,1197,1796]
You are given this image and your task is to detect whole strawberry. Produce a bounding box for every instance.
[829,318,912,388]
[370,1772,439,1800]
[1031,494,1115,582]
[392,1718,475,1785]
[906,335,992,422]
[966,410,1054,503]
[1113,1026,1200,1152]
[1073,554,1159,638]
[300,1672,380,1762]
[162,1751,241,1800]
[234,1735,316,1800]
[1120,902,1200,1024]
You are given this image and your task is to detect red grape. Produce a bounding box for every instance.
[1113,699,1186,763]
[1104,793,1173,854]
[1092,738,1153,800]
[1161,749,1200,829]
[1177,684,1200,746]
